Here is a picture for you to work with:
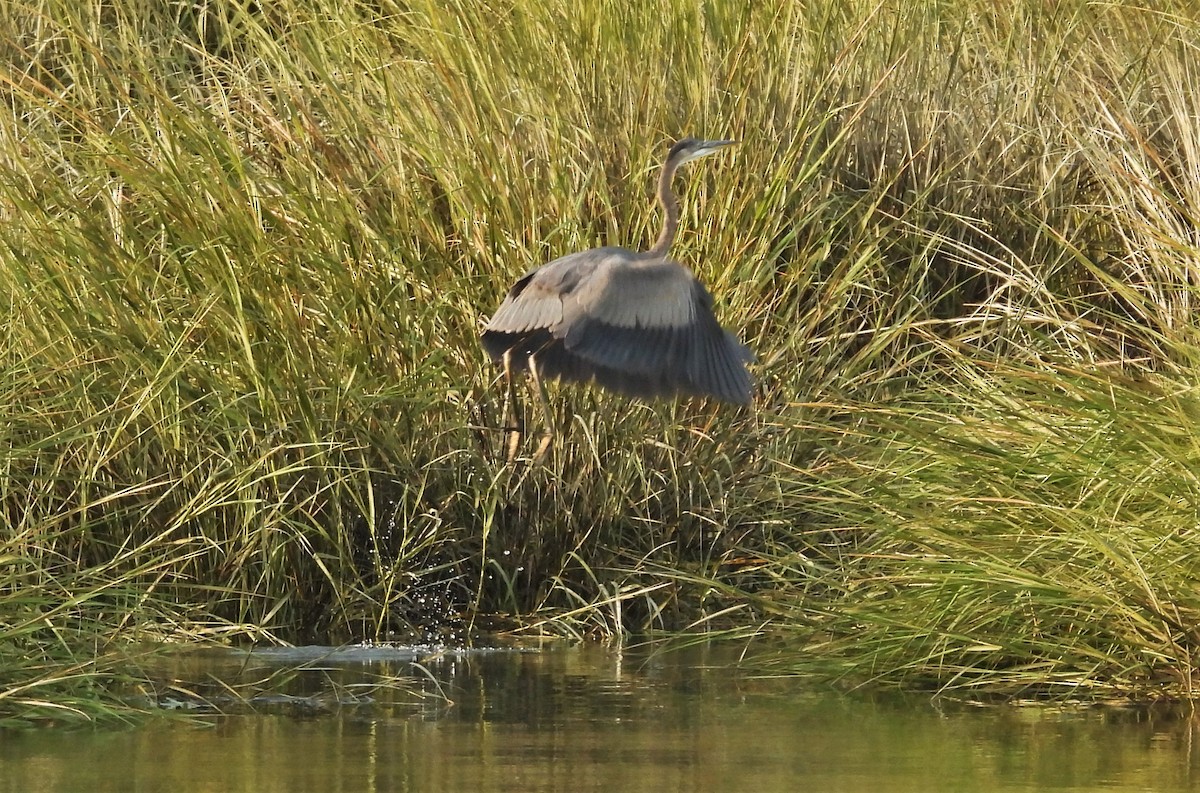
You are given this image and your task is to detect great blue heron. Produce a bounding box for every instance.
[482,138,753,453]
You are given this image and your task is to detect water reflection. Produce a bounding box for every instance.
[3,642,1199,792]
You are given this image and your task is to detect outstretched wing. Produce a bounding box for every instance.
[481,250,599,365]
[484,270,566,337]
[560,257,754,405]
[482,249,753,405]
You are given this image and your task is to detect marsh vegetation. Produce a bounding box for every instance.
[2,0,1200,723]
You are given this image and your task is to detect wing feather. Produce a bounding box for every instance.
[563,258,697,331]
[703,326,727,401]
[720,338,743,403]
[556,259,752,403]
[485,272,565,334]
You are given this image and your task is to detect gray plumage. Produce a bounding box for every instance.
[482,138,753,405]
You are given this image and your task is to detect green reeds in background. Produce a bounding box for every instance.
[1,0,1199,721]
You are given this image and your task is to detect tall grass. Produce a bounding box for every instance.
[2,0,1200,719]
[757,361,1200,699]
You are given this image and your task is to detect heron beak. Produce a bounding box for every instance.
[692,139,738,161]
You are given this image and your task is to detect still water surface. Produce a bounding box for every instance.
[3,642,1199,792]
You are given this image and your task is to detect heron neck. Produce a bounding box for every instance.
[644,156,681,259]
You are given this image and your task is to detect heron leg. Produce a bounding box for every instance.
[502,349,523,464]
[528,354,555,461]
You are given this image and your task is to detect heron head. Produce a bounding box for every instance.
[668,138,737,167]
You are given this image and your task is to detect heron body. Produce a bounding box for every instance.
[482,138,753,406]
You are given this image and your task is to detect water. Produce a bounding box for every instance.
[3,642,1199,792]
